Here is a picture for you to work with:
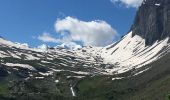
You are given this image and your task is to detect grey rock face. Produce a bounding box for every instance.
[131,0,170,45]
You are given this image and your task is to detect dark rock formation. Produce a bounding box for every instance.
[0,66,8,77]
[131,0,170,45]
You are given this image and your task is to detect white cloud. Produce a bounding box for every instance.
[38,17,118,49]
[111,0,143,8]
[37,44,48,50]
[15,42,29,48]
[38,33,60,43]
[58,42,82,50]
[55,16,118,47]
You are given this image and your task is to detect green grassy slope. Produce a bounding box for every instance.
[75,53,170,100]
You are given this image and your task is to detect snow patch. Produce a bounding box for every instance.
[55,80,59,83]
[3,63,36,71]
[112,77,124,81]
[155,3,160,6]
[39,71,53,76]
[70,87,76,97]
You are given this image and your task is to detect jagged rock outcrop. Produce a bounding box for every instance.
[131,0,170,45]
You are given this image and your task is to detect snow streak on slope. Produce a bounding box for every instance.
[2,63,36,71]
[101,31,170,74]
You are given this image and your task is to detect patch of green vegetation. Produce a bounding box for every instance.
[165,94,170,100]
[0,83,9,95]
[74,53,170,100]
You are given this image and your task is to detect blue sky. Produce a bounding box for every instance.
[0,0,140,48]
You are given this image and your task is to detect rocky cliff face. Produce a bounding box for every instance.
[131,0,170,45]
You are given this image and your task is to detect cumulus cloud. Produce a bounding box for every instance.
[111,0,143,8]
[38,33,60,43]
[37,44,48,50]
[38,16,118,49]
[55,16,118,47]
[58,42,82,50]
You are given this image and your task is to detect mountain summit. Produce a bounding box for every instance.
[132,0,170,45]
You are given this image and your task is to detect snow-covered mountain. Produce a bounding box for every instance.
[0,37,109,75]
[79,31,170,75]
[102,32,170,73]
[1,0,170,99]
[1,0,170,77]
[80,0,170,75]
